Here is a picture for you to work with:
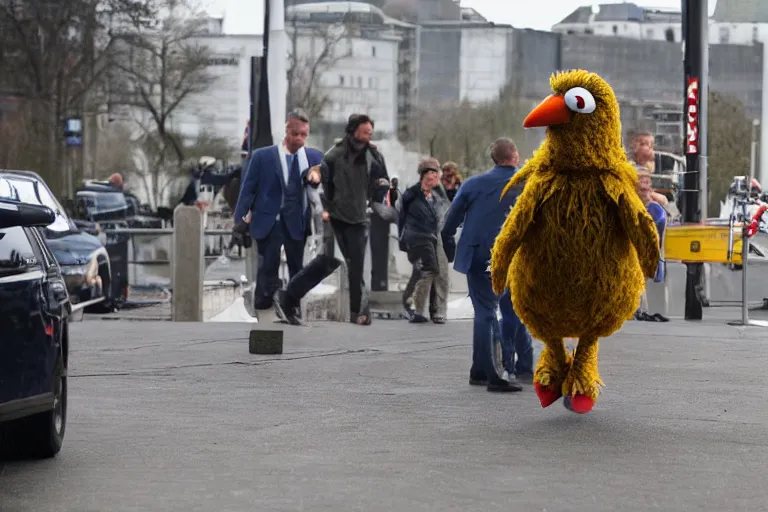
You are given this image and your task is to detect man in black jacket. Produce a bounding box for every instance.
[273,114,390,326]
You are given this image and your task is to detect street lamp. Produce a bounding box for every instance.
[681,0,709,320]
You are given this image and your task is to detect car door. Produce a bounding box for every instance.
[28,228,67,391]
[0,226,49,404]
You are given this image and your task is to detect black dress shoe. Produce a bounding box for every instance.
[273,291,301,326]
[487,377,523,392]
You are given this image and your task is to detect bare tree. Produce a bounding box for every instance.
[413,86,531,176]
[92,122,138,179]
[708,91,755,215]
[182,129,236,164]
[286,14,353,120]
[111,0,214,207]
[0,0,155,196]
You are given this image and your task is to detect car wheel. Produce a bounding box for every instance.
[0,351,67,460]
[87,262,116,313]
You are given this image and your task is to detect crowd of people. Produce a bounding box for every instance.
[230,110,671,393]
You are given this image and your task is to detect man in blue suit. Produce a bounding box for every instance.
[442,138,533,392]
[233,110,324,310]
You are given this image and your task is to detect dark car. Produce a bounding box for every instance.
[0,171,116,313]
[0,183,69,459]
[74,182,163,229]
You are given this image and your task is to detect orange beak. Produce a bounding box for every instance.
[523,94,572,128]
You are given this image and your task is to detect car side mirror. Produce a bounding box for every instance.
[0,199,55,229]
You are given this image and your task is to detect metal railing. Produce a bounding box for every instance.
[104,227,234,267]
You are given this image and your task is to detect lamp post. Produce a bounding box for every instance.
[680,0,709,320]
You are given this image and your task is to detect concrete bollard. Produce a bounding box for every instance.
[171,205,204,321]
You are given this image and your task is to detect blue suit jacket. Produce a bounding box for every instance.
[234,145,324,240]
[441,165,523,275]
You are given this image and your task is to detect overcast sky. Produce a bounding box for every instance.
[204,0,720,35]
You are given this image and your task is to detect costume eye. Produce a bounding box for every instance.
[564,87,596,114]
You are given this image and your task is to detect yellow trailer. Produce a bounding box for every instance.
[664,223,743,265]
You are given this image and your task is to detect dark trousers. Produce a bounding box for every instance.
[253,217,305,309]
[283,218,369,319]
[369,214,390,291]
[499,289,533,375]
[465,250,506,384]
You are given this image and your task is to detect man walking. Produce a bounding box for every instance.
[232,110,324,309]
[442,138,532,392]
[273,113,390,326]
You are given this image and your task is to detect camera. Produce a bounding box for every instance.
[728,176,749,198]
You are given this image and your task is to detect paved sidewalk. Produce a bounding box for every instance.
[2,318,768,511]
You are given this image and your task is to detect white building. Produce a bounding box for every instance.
[172,18,263,146]
[458,24,512,103]
[551,1,768,46]
[285,2,417,140]
[418,20,513,105]
[552,2,681,41]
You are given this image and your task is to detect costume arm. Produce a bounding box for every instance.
[233,152,260,222]
[490,182,538,295]
[617,193,661,278]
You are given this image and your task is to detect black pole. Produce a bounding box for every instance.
[682,0,704,320]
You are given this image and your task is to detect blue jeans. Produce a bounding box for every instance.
[466,252,506,381]
[499,289,533,375]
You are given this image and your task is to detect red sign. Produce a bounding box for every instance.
[686,78,699,154]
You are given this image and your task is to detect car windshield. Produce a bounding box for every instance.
[5,177,72,233]
[80,191,129,220]
[0,178,17,200]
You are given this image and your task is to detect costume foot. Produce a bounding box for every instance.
[534,382,562,408]
[561,346,603,414]
[562,394,595,414]
[533,345,573,408]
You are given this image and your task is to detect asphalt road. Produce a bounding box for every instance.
[2,317,768,511]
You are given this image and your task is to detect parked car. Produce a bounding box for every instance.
[74,181,163,229]
[0,181,69,459]
[0,170,117,312]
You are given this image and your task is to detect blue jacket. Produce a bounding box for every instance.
[646,201,667,283]
[441,165,523,274]
[234,145,324,240]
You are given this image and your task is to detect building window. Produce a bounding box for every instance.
[584,28,594,35]
[753,25,760,42]
[646,28,654,38]
[357,76,362,88]
[371,45,376,57]
[339,75,344,86]
[368,77,373,88]
[665,28,675,42]
[612,25,618,34]
[719,25,730,43]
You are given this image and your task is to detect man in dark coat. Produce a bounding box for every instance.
[272,113,390,326]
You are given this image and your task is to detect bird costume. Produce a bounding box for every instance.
[490,70,660,414]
